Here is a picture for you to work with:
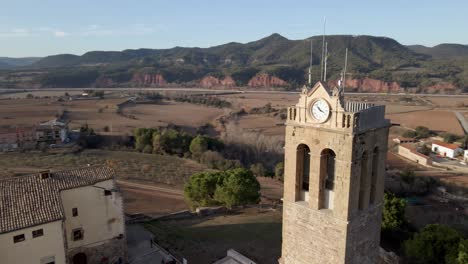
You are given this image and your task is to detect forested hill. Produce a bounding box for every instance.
[1,34,467,92]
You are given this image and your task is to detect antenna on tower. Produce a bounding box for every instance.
[324,42,328,82]
[342,48,348,94]
[320,17,326,82]
[308,39,313,86]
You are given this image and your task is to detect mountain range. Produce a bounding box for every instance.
[1,34,467,92]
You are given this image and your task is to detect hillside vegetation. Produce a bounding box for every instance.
[1,34,467,91]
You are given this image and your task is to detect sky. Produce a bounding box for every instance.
[1,0,467,57]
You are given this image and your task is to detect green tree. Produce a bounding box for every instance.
[403,130,417,138]
[133,128,157,152]
[275,162,284,181]
[415,126,431,138]
[184,171,224,209]
[404,224,463,264]
[189,135,209,157]
[400,169,416,185]
[184,168,260,210]
[382,192,406,232]
[457,239,468,264]
[443,133,459,144]
[250,163,266,177]
[213,168,261,209]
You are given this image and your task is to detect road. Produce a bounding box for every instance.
[3,87,468,97]
[117,180,183,196]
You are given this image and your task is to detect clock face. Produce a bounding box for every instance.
[311,99,330,122]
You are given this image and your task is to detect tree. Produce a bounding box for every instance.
[133,128,157,152]
[213,168,261,209]
[415,126,431,138]
[404,224,463,264]
[184,171,224,209]
[382,192,406,232]
[403,130,417,138]
[400,169,416,185]
[443,133,459,144]
[189,135,209,157]
[275,162,284,181]
[250,163,266,177]
[184,168,261,210]
[457,239,468,264]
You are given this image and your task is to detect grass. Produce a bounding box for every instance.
[0,149,208,187]
[143,207,282,264]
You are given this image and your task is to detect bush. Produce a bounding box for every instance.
[403,130,417,138]
[415,126,431,138]
[400,170,416,185]
[443,133,459,143]
[184,168,260,210]
[275,162,284,181]
[404,224,464,264]
[382,192,406,232]
[250,163,266,177]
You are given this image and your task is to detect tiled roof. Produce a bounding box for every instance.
[432,140,461,150]
[0,166,115,234]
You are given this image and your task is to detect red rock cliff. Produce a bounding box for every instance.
[200,75,236,88]
[328,78,401,93]
[247,74,288,87]
[132,73,167,86]
[95,76,114,87]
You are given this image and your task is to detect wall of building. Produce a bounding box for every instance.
[432,144,462,158]
[398,145,432,166]
[60,179,126,263]
[0,221,66,264]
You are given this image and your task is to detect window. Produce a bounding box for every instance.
[369,147,379,205]
[13,234,25,243]
[296,144,311,202]
[72,208,78,217]
[319,149,336,209]
[32,228,44,238]
[358,152,369,210]
[72,229,83,241]
[104,190,112,196]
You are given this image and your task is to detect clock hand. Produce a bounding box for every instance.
[317,106,324,113]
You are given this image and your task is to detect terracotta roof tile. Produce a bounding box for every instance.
[432,140,461,150]
[0,166,114,234]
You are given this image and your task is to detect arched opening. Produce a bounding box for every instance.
[296,144,310,202]
[358,152,368,210]
[369,147,379,205]
[73,253,87,264]
[320,149,336,209]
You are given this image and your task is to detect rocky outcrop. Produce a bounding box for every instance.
[131,73,167,86]
[247,74,288,87]
[424,82,457,92]
[199,75,236,88]
[329,78,401,93]
[95,76,114,87]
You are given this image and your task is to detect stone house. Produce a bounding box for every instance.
[0,166,126,264]
[398,144,432,166]
[36,119,69,144]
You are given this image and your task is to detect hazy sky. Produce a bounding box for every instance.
[1,0,467,57]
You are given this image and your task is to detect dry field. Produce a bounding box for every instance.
[219,92,298,110]
[121,101,226,132]
[144,207,282,264]
[235,114,285,136]
[386,109,463,135]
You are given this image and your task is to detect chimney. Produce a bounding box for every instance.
[39,170,51,180]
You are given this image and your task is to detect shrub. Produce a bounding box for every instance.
[250,163,266,177]
[443,133,459,143]
[382,192,406,232]
[403,130,417,138]
[415,126,431,138]
[275,162,284,181]
[404,224,463,264]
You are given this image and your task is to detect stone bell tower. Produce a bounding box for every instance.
[280,82,390,264]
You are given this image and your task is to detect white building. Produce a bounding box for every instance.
[464,150,468,162]
[431,140,463,159]
[0,166,126,264]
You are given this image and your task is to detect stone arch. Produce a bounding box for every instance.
[296,144,311,202]
[319,148,336,209]
[369,147,379,205]
[73,253,87,264]
[358,151,369,210]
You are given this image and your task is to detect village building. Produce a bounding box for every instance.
[431,140,463,159]
[0,126,37,151]
[0,166,126,264]
[392,137,418,144]
[398,144,432,166]
[280,82,392,263]
[464,150,468,162]
[36,119,69,144]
